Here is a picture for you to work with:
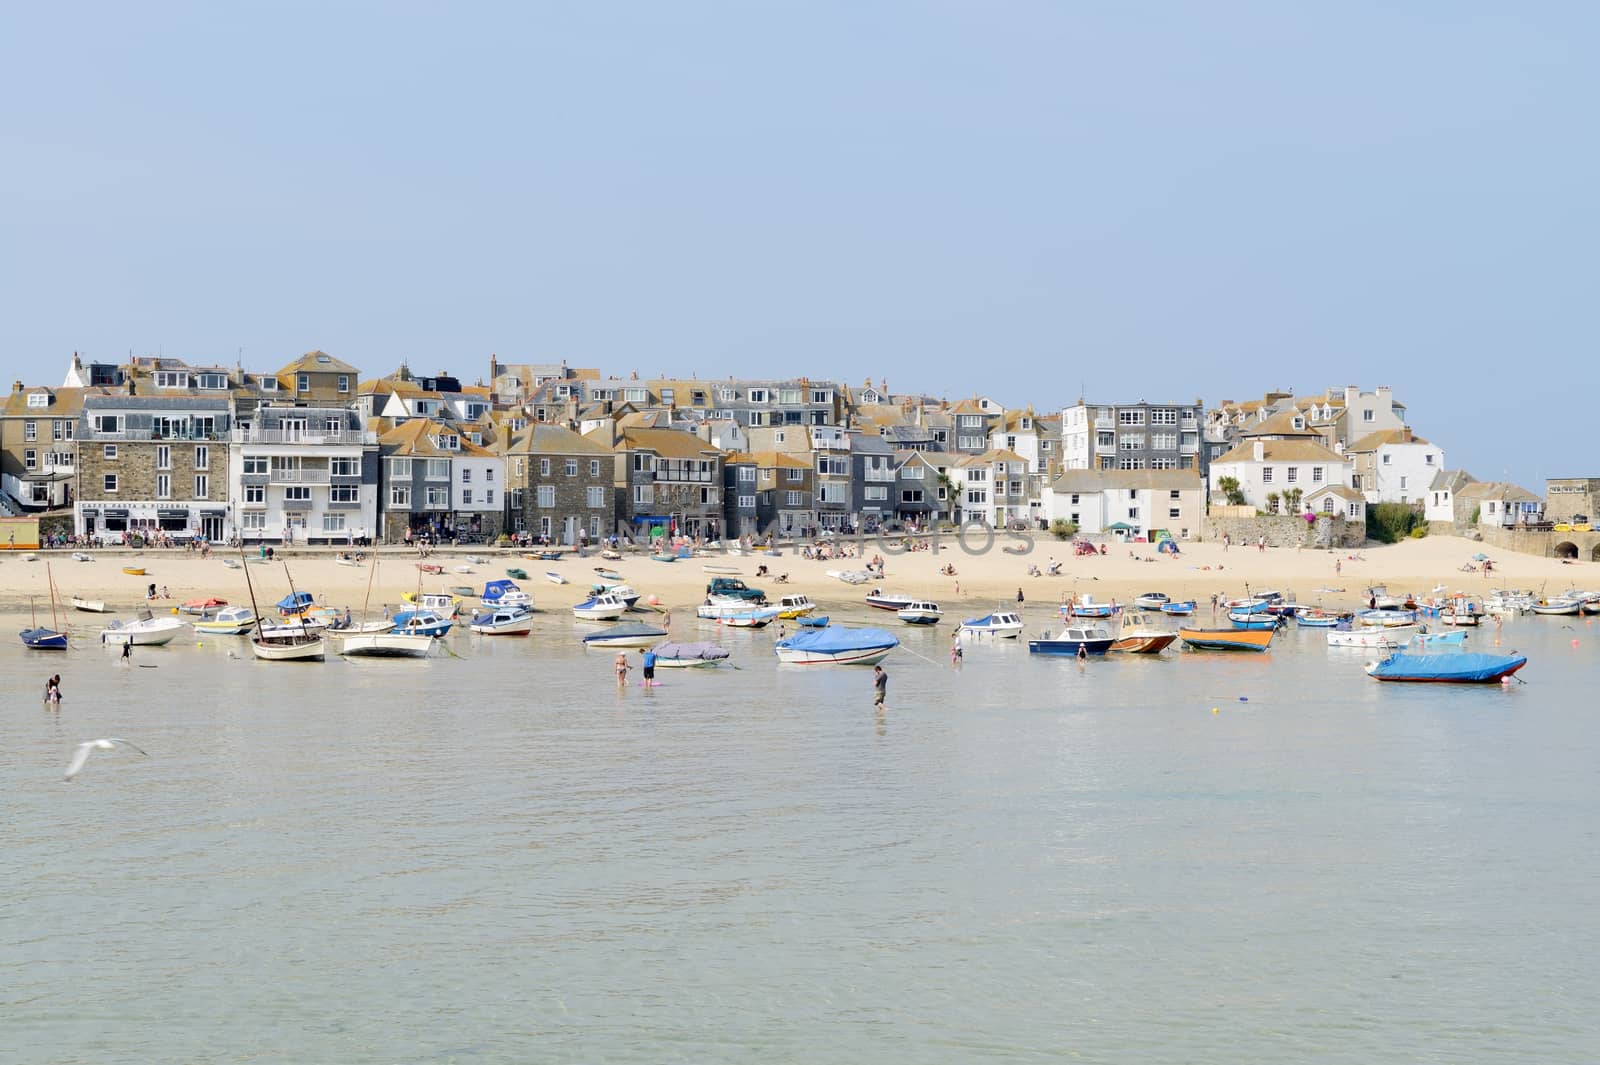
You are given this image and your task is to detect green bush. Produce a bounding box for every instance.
[1367,503,1425,544]
[1050,519,1078,541]
[1409,525,1429,539]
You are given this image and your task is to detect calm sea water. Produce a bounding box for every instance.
[4,609,1597,1064]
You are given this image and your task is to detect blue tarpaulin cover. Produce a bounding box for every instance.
[776,626,899,653]
[1368,651,1526,681]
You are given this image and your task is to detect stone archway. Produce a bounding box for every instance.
[1554,540,1579,560]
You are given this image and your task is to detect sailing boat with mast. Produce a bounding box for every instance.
[244,556,326,662]
[21,562,69,650]
[335,552,433,658]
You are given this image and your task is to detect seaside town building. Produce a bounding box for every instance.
[1344,428,1443,505]
[376,418,503,543]
[1544,477,1600,525]
[592,424,726,540]
[1206,438,1355,514]
[1424,470,1476,524]
[228,404,378,545]
[1,382,85,515]
[1043,469,1206,541]
[504,423,615,544]
[722,450,814,537]
[1060,399,1206,475]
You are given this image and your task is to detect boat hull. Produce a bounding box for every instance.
[1366,652,1527,682]
[1159,602,1196,616]
[70,597,108,613]
[21,627,69,650]
[251,636,326,661]
[775,646,894,666]
[1327,624,1419,648]
[1028,637,1113,656]
[1179,627,1274,652]
[1111,632,1177,654]
[337,633,435,657]
[897,611,943,625]
[100,621,185,646]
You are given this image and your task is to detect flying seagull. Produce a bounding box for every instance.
[64,739,149,782]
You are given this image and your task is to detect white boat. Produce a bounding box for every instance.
[593,583,641,607]
[1133,592,1170,610]
[720,608,780,629]
[573,591,629,621]
[776,593,817,618]
[897,601,943,625]
[454,564,474,574]
[775,625,898,666]
[194,606,258,635]
[100,610,186,646]
[1327,624,1419,648]
[70,595,108,613]
[703,564,743,575]
[1531,597,1583,616]
[546,571,569,585]
[221,558,242,570]
[71,552,95,562]
[258,618,328,638]
[653,641,731,667]
[468,606,535,635]
[957,611,1025,639]
[582,621,669,648]
[1357,608,1419,627]
[480,580,533,609]
[251,630,327,661]
[826,569,873,585]
[335,554,362,567]
[404,591,463,616]
[336,629,434,657]
[865,589,917,612]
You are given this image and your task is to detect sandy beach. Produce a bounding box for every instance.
[3,534,1586,625]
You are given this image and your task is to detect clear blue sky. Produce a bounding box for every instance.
[2,2,1593,487]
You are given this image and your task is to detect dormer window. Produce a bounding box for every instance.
[196,373,227,390]
[437,434,459,451]
[337,375,349,393]
[1292,416,1304,430]
[297,374,309,393]
[259,377,278,391]
[154,371,189,389]
[25,392,48,408]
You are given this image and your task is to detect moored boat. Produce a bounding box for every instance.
[776,593,817,618]
[276,591,316,617]
[827,569,873,585]
[22,567,69,650]
[1365,650,1527,683]
[194,606,258,635]
[71,552,94,562]
[652,641,731,667]
[573,591,629,621]
[1531,597,1582,616]
[582,621,669,648]
[1327,623,1419,648]
[1158,600,1196,617]
[1110,615,1177,654]
[1409,629,1468,647]
[546,571,569,585]
[122,566,146,576]
[1294,609,1348,627]
[480,580,532,609]
[391,609,454,637]
[468,605,535,635]
[1178,626,1275,652]
[796,615,830,628]
[957,611,1024,639]
[100,609,185,646]
[1229,612,1283,631]
[1028,624,1115,656]
[403,591,463,616]
[775,625,898,665]
[897,600,943,625]
[337,630,435,658]
[70,595,108,613]
[865,589,917,612]
[180,597,228,616]
[1066,594,1119,619]
[703,564,742,575]
[1132,592,1170,610]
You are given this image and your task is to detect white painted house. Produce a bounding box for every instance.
[1207,439,1353,512]
[1424,470,1475,523]
[1344,428,1443,505]
[1044,469,1206,540]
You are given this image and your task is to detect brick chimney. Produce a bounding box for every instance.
[1400,426,1412,443]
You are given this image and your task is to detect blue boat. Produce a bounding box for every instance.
[21,626,69,650]
[1159,600,1196,616]
[481,579,532,608]
[1365,651,1527,683]
[1294,610,1347,628]
[276,590,315,617]
[775,626,898,665]
[796,615,830,628]
[1410,629,1469,647]
[1229,613,1282,631]
[1027,623,1115,656]
[391,609,454,637]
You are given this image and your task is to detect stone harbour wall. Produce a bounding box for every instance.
[1201,512,1365,550]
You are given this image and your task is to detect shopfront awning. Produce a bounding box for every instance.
[157,509,189,519]
[102,508,130,518]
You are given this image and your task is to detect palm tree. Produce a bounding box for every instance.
[936,471,959,527]
[1217,475,1246,507]
[1266,491,1281,514]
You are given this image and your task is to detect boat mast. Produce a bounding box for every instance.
[240,548,265,638]
[46,561,61,632]
[283,563,309,632]
[359,551,378,628]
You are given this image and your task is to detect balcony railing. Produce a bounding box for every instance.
[270,469,331,484]
[231,428,375,445]
[863,469,896,482]
[87,428,227,441]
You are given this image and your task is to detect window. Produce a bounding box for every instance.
[26,392,47,408]
[738,467,756,483]
[958,435,985,450]
[1363,409,1375,422]
[788,467,807,482]
[426,486,449,507]
[1312,467,1323,483]
[284,485,311,502]
[1150,409,1177,425]
[104,473,118,492]
[1382,454,1391,465]
[1151,433,1177,450]
[539,516,552,538]
[194,445,209,470]
[462,489,473,505]
[53,420,73,441]
[436,434,459,451]
[1168,508,1181,519]
[1425,453,1435,465]
[1118,458,1146,470]
[242,511,267,530]
[297,374,309,393]
[197,372,227,390]
[589,460,601,477]
[94,415,122,434]
[103,444,118,460]
[156,446,171,470]
[1119,436,1144,451]
[1262,467,1274,483]
[587,487,606,508]
[156,474,171,499]
[738,494,756,509]
[154,371,188,388]
[748,388,769,403]
[1399,476,1407,490]
[1322,497,1335,514]
[540,458,551,476]
[323,514,346,532]
[1118,410,1145,425]
[865,486,888,501]
[565,459,578,477]
[660,388,675,404]
[461,468,472,484]
[331,485,359,503]
[426,459,450,480]
[747,411,767,427]
[390,485,411,507]
[699,486,717,505]
[24,421,36,441]
[337,375,349,393]
[244,456,269,476]
[24,448,37,470]
[632,484,652,505]
[245,485,265,504]
[194,474,209,498]
[1128,507,1139,519]
[1287,467,1298,483]
[537,486,556,507]
[787,491,807,506]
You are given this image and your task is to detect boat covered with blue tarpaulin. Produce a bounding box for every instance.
[1365,651,1527,683]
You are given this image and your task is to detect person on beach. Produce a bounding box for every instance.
[1336,558,1342,576]
[873,665,888,708]
[121,641,132,662]
[615,653,629,688]
[951,632,963,666]
[1016,587,1025,604]
[640,647,657,687]
[1076,643,1088,662]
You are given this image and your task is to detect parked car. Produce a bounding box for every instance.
[706,577,767,603]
